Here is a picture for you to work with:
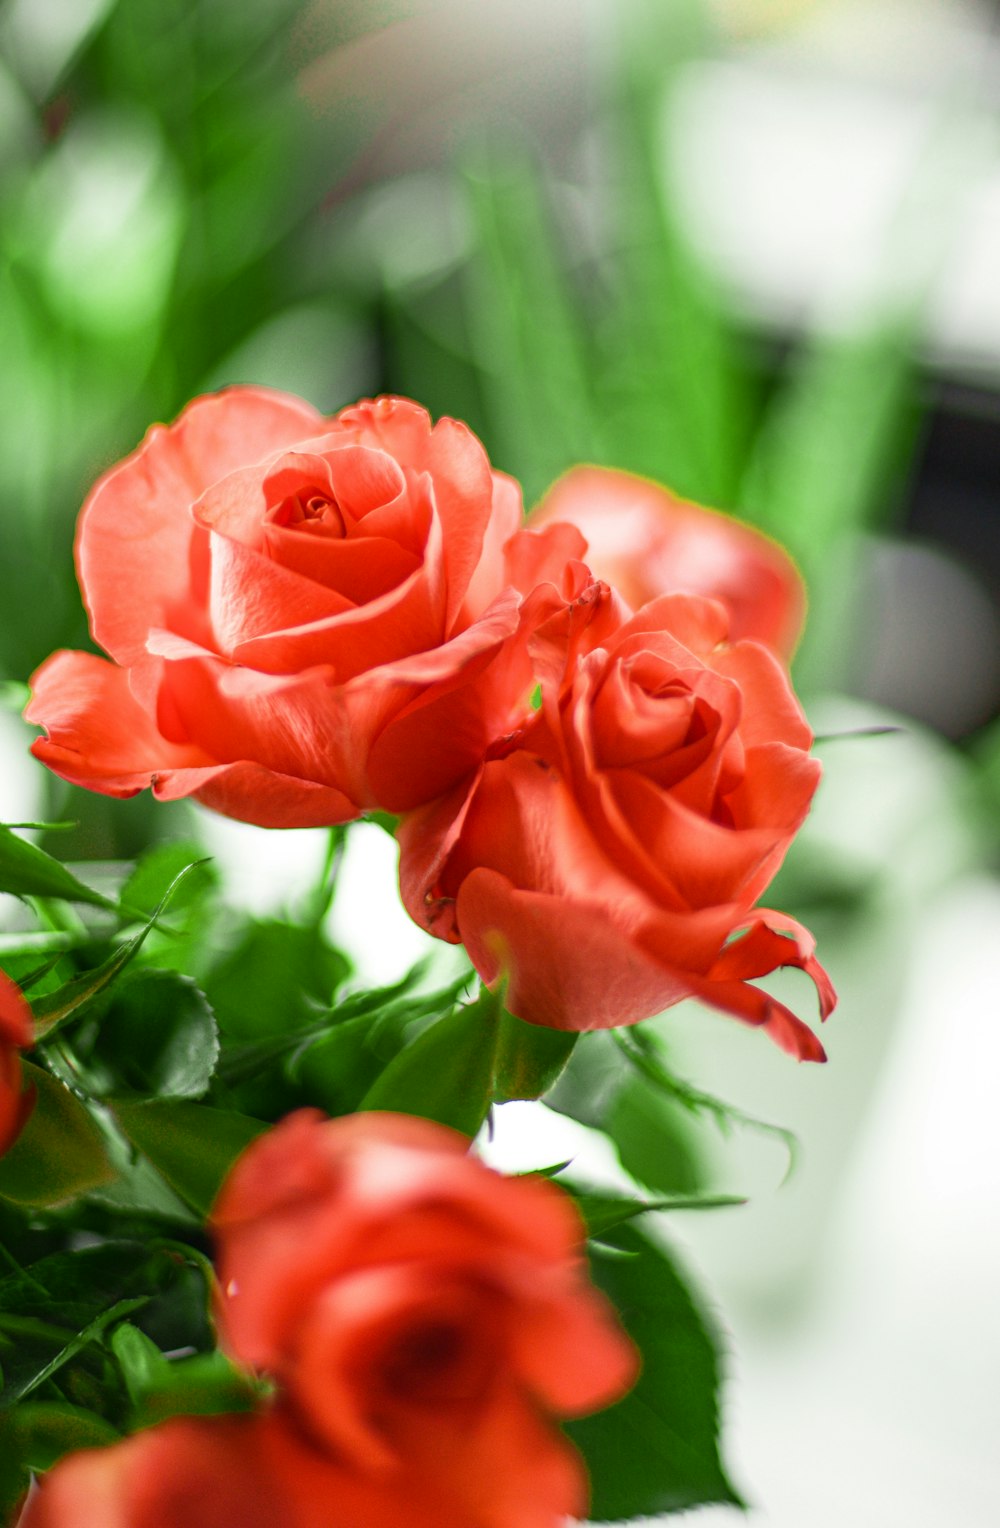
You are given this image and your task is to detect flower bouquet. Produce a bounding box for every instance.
[1,386,835,1525]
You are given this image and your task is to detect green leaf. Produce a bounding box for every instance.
[0,1401,120,1512]
[742,316,917,567]
[493,1009,577,1103]
[293,1012,409,1117]
[0,823,117,911]
[362,999,496,1137]
[567,1225,743,1519]
[613,1027,798,1180]
[365,810,400,837]
[0,1238,214,1436]
[607,1070,706,1198]
[111,1098,267,1216]
[545,1030,628,1130]
[0,1405,118,1503]
[117,845,221,979]
[90,969,219,1100]
[0,932,77,965]
[573,1188,745,1240]
[5,1402,120,1472]
[204,919,350,1042]
[110,1321,171,1406]
[283,972,476,1119]
[0,1240,170,1409]
[361,988,577,1138]
[130,1349,262,1428]
[973,714,1000,847]
[31,865,204,1042]
[119,843,219,921]
[10,1296,149,1404]
[0,681,30,713]
[741,312,919,692]
[85,1144,198,1225]
[0,1062,115,1208]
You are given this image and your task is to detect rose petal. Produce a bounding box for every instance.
[364,598,531,812]
[529,465,805,656]
[374,1376,588,1528]
[606,770,788,911]
[0,969,34,1049]
[157,657,358,795]
[26,650,209,796]
[78,387,324,667]
[231,494,446,679]
[685,910,837,1061]
[1,974,34,1159]
[512,1280,640,1417]
[265,526,420,605]
[335,400,494,628]
[168,763,359,829]
[209,531,352,658]
[456,868,696,1030]
[612,591,732,658]
[397,775,483,943]
[711,640,814,752]
[460,470,525,618]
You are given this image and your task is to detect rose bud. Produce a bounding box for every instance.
[27,389,583,827]
[529,465,805,658]
[400,588,834,1060]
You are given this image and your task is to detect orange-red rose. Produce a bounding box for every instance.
[400,586,834,1060]
[23,1110,635,1528]
[211,1109,636,1527]
[529,465,805,658]
[0,970,33,1157]
[17,1412,337,1528]
[27,389,580,827]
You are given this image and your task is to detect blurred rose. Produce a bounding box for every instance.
[529,465,805,657]
[18,1412,328,1528]
[401,587,834,1059]
[27,389,580,827]
[17,1408,494,1528]
[0,970,33,1157]
[211,1109,636,1527]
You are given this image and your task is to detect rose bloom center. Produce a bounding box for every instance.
[375,1315,498,1406]
[271,489,347,536]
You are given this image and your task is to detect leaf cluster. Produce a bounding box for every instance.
[0,817,764,1517]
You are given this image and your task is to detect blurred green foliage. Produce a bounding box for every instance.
[0,0,383,695]
[1,0,924,711]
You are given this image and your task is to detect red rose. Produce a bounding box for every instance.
[529,465,805,658]
[27,390,580,826]
[211,1109,636,1527]
[18,1408,480,1528]
[0,970,33,1158]
[17,1413,328,1528]
[23,1111,634,1528]
[400,587,834,1060]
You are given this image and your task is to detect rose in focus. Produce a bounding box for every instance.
[530,465,805,658]
[0,970,33,1158]
[401,588,834,1060]
[27,389,581,826]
